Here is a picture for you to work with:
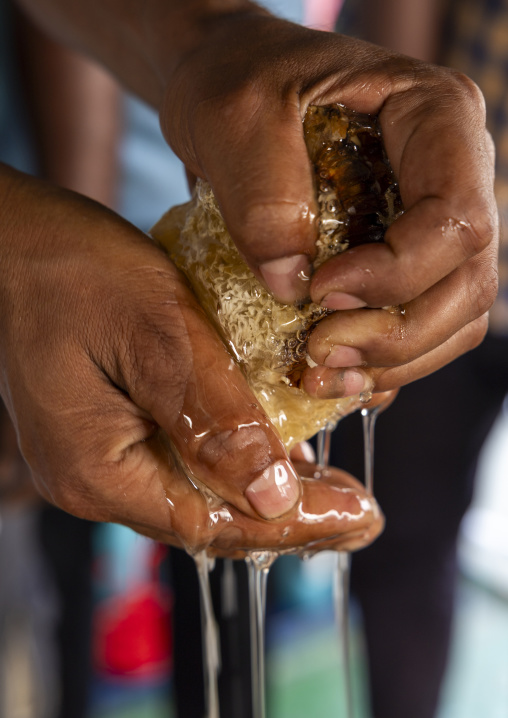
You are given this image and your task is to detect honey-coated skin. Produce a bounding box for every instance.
[0,0,498,553]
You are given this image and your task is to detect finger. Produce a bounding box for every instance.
[188,97,317,304]
[107,432,235,553]
[12,221,301,525]
[302,365,374,400]
[21,364,281,554]
[30,418,232,553]
[311,79,497,309]
[311,199,498,310]
[29,383,383,556]
[369,313,490,392]
[303,312,489,399]
[45,415,381,555]
[205,463,384,557]
[308,247,498,370]
[163,19,325,304]
[113,261,301,521]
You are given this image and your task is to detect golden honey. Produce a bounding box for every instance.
[152,105,402,448]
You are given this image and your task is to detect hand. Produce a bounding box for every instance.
[144,457,383,557]
[0,164,381,552]
[160,10,498,400]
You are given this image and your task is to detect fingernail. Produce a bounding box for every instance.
[245,460,300,519]
[260,255,310,304]
[341,369,367,396]
[321,292,367,310]
[325,345,363,368]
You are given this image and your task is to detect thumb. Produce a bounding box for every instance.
[170,85,317,303]
[202,104,317,304]
[121,274,300,521]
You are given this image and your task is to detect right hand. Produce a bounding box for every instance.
[0,164,381,553]
[160,10,497,400]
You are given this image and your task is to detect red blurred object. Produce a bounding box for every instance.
[93,544,172,679]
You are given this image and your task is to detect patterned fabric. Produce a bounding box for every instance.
[442,0,508,181]
[339,0,508,333]
[441,0,508,332]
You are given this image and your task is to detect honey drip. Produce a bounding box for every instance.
[318,425,354,718]
[334,550,353,718]
[194,551,221,718]
[246,551,278,718]
[151,105,401,715]
[362,405,381,495]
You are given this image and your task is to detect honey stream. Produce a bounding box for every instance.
[246,550,278,718]
[318,400,381,718]
[317,424,353,718]
[334,551,353,718]
[192,404,381,718]
[153,102,396,717]
[194,551,221,718]
[362,403,382,496]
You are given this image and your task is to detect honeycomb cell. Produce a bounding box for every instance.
[151,104,402,448]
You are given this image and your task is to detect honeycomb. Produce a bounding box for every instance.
[151,104,402,449]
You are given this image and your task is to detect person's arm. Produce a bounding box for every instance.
[349,0,446,62]
[1,0,497,551]
[0,161,382,551]
[17,11,121,206]
[0,15,124,507]
[17,0,496,375]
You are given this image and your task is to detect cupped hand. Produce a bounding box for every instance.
[130,452,383,557]
[161,10,498,399]
[0,164,382,553]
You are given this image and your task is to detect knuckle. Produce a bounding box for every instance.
[469,260,499,317]
[192,77,265,149]
[465,313,490,350]
[462,203,498,257]
[383,262,417,305]
[446,69,486,115]
[118,309,191,409]
[237,199,314,260]
[242,199,300,230]
[48,468,108,521]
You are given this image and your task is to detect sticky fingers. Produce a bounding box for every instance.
[303,313,489,400]
[303,239,497,398]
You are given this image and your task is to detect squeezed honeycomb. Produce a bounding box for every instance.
[151,104,402,449]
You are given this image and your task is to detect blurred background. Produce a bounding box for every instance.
[1,0,507,716]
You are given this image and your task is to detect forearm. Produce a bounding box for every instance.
[351,0,446,62]
[15,0,268,108]
[17,13,121,207]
